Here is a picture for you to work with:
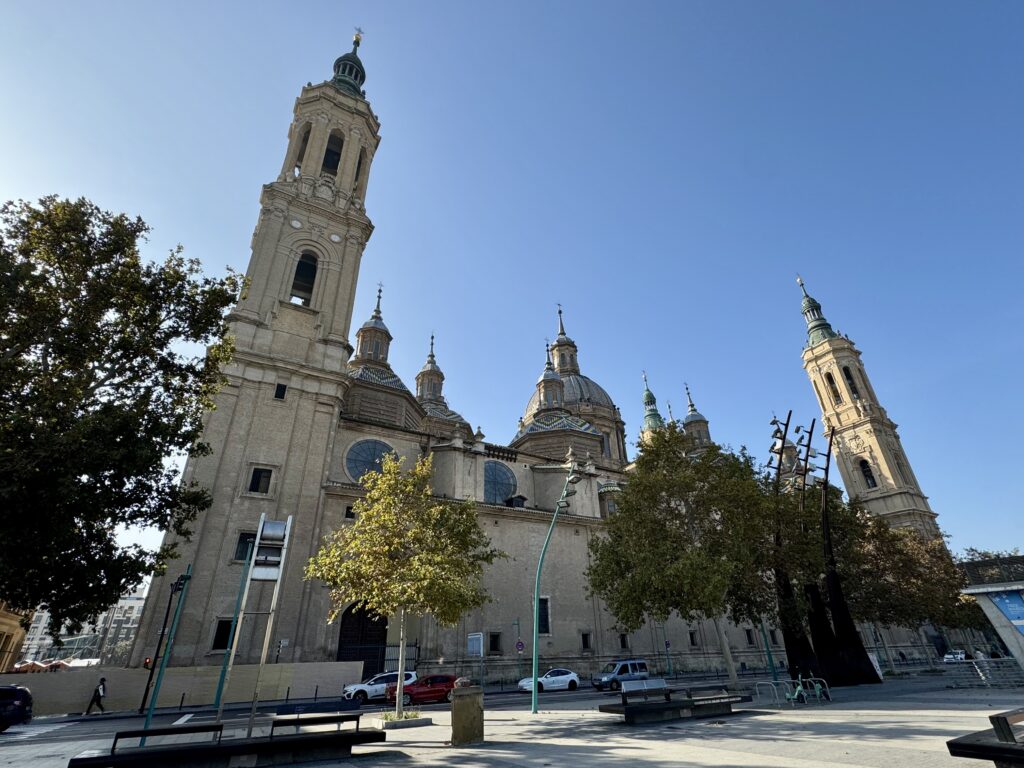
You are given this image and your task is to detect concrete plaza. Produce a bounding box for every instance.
[1,676,1019,767]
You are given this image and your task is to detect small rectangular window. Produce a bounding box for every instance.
[274,383,288,400]
[234,532,256,561]
[689,630,699,647]
[212,619,233,651]
[769,629,779,646]
[488,632,502,654]
[248,468,272,494]
[581,632,591,651]
[745,628,756,646]
[345,506,355,519]
[619,633,629,650]
[537,597,550,635]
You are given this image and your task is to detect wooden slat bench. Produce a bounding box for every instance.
[270,711,362,737]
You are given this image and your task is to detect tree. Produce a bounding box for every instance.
[0,196,240,637]
[586,425,775,683]
[305,453,502,716]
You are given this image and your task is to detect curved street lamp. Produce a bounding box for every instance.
[531,457,582,714]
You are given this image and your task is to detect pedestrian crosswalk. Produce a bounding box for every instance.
[1,721,69,741]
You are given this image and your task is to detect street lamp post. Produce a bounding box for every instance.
[138,572,190,714]
[531,456,581,715]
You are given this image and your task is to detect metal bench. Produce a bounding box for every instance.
[598,678,685,724]
[679,685,751,718]
[948,707,1024,765]
[270,711,362,737]
[67,716,384,768]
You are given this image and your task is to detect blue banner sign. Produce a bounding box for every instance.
[990,590,1024,637]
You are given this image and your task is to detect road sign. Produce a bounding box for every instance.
[515,639,525,653]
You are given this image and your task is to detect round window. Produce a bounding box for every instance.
[346,439,393,482]
[484,460,517,505]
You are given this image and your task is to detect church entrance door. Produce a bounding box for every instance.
[337,603,388,678]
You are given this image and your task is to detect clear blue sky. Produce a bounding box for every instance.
[3,2,1021,555]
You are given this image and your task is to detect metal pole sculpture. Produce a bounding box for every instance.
[142,565,192,742]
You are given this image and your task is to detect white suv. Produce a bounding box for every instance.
[343,671,417,703]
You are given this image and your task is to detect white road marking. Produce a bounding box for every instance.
[172,714,194,725]
[1,721,69,741]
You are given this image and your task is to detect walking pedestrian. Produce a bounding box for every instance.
[85,677,107,714]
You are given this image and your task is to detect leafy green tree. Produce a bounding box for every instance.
[305,453,502,716]
[0,196,240,637]
[587,425,775,682]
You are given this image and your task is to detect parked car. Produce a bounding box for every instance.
[386,674,458,705]
[943,650,966,663]
[343,671,417,703]
[517,668,580,693]
[0,685,33,733]
[591,659,650,691]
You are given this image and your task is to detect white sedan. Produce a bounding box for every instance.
[517,668,580,692]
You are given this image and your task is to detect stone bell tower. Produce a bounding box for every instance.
[798,277,939,538]
[131,34,383,668]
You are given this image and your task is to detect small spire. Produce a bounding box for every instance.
[373,283,383,318]
[642,370,649,387]
[685,382,696,412]
[353,26,363,52]
[796,274,809,297]
[428,333,435,360]
[667,401,675,421]
[557,304,566,337]
[796,276,838,347]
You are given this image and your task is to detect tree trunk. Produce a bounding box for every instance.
[713,617,739,687]
[395,607,407,718]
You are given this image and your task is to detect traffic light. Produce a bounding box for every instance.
[143,657,152,670]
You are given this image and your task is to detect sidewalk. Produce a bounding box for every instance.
[3,677,1019,768]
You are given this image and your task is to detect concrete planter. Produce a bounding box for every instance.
[369,716,433,730]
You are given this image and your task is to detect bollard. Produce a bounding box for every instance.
[451,686,484,746]
[179,692,185,710]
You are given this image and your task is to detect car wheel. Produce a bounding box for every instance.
[610,680,621,691]
[402,693,412,706]
[568,680,578,691]
[537,683,544,693]
[446,689,454,703]
[354,690,368,704]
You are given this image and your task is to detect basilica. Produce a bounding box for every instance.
[129,37,987,680]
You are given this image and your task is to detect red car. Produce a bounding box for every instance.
[386,674,458,705]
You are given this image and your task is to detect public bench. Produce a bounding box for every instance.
[948,707,1024,766]
[67,713,384,768]
[270,711,362,737]
[598,679,750,725]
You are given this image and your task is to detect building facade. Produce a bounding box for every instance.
[22,589,146,664]
[130,40,978,682]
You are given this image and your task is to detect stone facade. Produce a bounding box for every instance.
[130,42,978,683]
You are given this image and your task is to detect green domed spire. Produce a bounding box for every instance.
[797,275,838,348]
[641,372,666,432]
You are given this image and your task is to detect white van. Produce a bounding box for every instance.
[591,659,650,691]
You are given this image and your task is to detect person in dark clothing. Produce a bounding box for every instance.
[85,677,106,714]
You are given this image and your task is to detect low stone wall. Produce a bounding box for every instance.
[0,660,363,716]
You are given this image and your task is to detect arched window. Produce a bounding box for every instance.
[293,124,311,177]
[290,252,317,306]
[859,459,878,489]
[354,148,367,194]
[321,131,344,177]
[824,372,843,405]
[346,439,393,482]
[842,366,861,399]
[559,353,567,367]
[484,461,517,505]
